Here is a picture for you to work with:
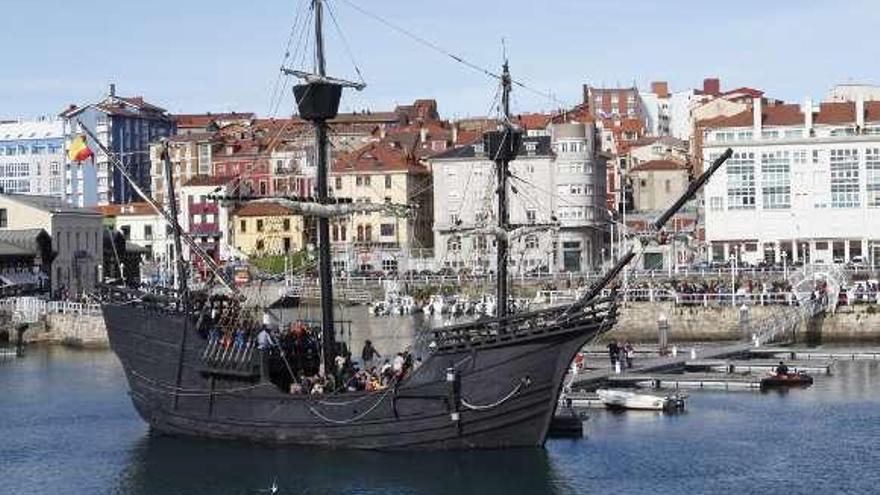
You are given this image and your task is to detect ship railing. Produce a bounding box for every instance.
[0,297,102,319]
[595,289,797,307]
[432,296,618,351]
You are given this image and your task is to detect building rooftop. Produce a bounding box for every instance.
[0,194,101,215]
[333,141,429,174]
[94,202,158,217]
[232,202,296,217]
[431,135,553,160]
[630,159,688,173]
[0,119,63,141]
[701,100,880,129]
[183,176,230,187]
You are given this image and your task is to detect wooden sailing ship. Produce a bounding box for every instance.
[94,0,733,449]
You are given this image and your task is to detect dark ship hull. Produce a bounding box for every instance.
[103,298,617,450]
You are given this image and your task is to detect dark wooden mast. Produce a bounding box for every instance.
[289,0,361,374]
[485,61,522,318]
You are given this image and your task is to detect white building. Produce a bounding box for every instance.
[703,96,880,266]
[97,202,173,284]
[430,123,607,274]
[0,119,64,198]
[0,194,103,294]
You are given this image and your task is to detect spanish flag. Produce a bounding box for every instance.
[68,135,94,162]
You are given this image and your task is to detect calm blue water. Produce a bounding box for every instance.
[2,346,879,494]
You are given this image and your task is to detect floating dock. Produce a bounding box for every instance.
[749,347,880,361]
[684,359,833,375]
[606,373,763,391]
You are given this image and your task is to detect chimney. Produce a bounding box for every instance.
[109,83,116,97]
[804,97,814,134]
[651,81,669,98]
[452,123,459,144]
[753,97,763,136]
[420,126,428,144]
[703,78,720,96]
[856,96,865,131]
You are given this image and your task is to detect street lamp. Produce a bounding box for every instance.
[729,245,740,307]
[781,250,788,279]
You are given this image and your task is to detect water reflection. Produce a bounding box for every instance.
[113,435,573,495]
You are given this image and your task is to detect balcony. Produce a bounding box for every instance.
[189,223,220,236]
[189,203,219,215]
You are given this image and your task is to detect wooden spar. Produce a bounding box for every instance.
[76,119,242,299]
[578,148,734,305]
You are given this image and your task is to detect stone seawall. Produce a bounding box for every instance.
[599,302,880,344]
[20,313,109,348]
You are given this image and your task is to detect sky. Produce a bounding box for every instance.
[1,0,878,121]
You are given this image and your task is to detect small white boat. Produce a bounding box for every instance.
[596,388,685,411]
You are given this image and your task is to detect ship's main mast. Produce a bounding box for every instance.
[485,61,522,319]
[288,0,365,374]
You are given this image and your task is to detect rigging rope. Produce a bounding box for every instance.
[460,377,529,411]
[333,0,570,109]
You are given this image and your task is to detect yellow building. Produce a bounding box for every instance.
[329,140,433,272]
[231,202,303,256]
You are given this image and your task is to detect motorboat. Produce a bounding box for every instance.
[596,388,686,411]
[760,372,814,388]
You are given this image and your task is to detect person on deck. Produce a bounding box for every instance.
[775,361,789,376]
[361,340,381,370]
[257,326,272,380]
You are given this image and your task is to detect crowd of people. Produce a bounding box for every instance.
[252,323,420,396]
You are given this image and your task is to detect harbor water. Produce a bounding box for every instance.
[2,334,880,493]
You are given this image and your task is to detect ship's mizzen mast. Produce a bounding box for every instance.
[484,61,522,319]
[287,0,365,375]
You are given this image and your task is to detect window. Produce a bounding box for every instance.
[356,176,363,186]
[475,236,488,252]
[709,196,724,211]
[760,150,791,209]
[525,235,538,250]
[256,240,265,251]
[257,219,264,232]
[385,175,392,189]
[450,213,460,226]
[364,175,371,187]
[526,209,536,224]
[726,151,756,210]
[283,237,291,253]
[866,148,880,208]
[0,209,6,228]
[144,225,153,240]
[664,179,671,193]
[283,219,291,231]
[364,225,372,242]
[332,224,339,241]
[447,236,461,253]
[830,149,860,208]
[335,177,342,189]
[382,259,398,273]
[121,226,131,240]
[380,223,395,237]
[240,220,247,233]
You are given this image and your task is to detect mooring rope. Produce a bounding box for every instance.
[460,376,530,411]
